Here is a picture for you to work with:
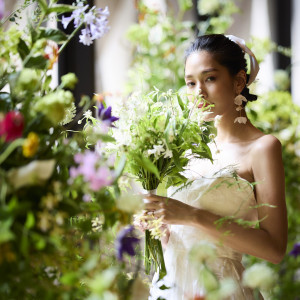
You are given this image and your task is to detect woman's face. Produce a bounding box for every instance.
[185,50,237,119]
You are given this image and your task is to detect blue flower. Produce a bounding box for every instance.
[98,103,119,126]
[289,242,300,257]
[115,226,140,261]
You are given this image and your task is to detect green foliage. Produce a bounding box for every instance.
[0,1,142,299]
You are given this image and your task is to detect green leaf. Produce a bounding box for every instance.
[38,28,68,43]
[17,38,30,60]
[24,55,48,69]
[135,155,160,180]
[159,285,170,290]
[114,154,126,179]
[25,212,35,229]
[0,218,15,243]
[177,94,185,112]
[47,4,77,14]
[37,0,48,13]
[60,272,78,285]
[172,150,184,171]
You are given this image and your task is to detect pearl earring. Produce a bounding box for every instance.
[234,95,247,124]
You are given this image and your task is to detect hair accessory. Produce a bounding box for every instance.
[225,35,260,86]
[234,94,247,124]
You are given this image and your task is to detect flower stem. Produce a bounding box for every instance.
[0,138,25,165]
[58,21,84,55]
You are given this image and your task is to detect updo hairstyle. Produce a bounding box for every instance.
[185,34,257,103]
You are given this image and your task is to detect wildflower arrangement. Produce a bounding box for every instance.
[110,87,213,280]
[0,1,144,298]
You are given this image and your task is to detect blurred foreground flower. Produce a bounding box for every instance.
[22,132,39,158]
[34,90,74,125]
[115,226,140,261]
[0,111,24,142]
[242,263,278,290]
[70,150,115,191]
[289,242,300,257]
[0,0,4,20]
[7,159,56,189]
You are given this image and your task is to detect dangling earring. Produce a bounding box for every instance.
[234,95,247,124]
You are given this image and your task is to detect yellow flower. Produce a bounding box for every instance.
[22,132,39,158]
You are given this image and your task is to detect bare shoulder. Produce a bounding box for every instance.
[251,134,282,155]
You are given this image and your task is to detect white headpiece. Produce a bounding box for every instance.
[225,35,259,86]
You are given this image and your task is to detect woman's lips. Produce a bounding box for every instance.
[198,101,210,109]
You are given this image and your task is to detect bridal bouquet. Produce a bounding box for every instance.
[110,88,213,279]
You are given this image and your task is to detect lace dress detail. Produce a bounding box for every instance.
[149,144,263,300]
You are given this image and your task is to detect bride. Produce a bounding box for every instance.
[144,34,287,299]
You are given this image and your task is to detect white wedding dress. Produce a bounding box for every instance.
[149,143,263,300]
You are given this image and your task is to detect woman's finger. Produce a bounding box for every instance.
[144,202,160,210]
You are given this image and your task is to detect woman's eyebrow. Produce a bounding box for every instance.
[185,68,218,78]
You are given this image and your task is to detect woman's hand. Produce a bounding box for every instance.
[143,194,195,225]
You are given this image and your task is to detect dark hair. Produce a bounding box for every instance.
[185,34,257,103]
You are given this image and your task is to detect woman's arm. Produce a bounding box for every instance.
[144,135,287,264]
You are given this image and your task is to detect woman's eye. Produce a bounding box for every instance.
[206,76,216,82]
[186,82,195,87]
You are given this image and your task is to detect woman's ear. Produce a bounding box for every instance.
[234,70,247,95]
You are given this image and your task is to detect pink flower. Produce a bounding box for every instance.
[89,166,113,191]
[70,150,114,192]
[0,111,24,142]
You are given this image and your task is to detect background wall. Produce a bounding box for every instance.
[4,0,299,104]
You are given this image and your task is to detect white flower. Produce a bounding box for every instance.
[214,115,222,127]
[148,24,164,44]
[83,109,92,119]
[91,216,104,232]
[143,0,167,13]
[234,95,247,106]
[242,263,278,290]
[147,144,165,158]
[234,116,247,124]
[7,160,56,189]
[189,241,216,263]
[163,148,173,158]
[236,106,243,111]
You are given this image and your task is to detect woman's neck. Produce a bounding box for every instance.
[214,111,255,144]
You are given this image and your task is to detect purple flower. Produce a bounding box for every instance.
[289,242,300,257]
[98,103,119,126]
[79,28,93,46]
[61,3,109,45]
[115,226,140,261]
